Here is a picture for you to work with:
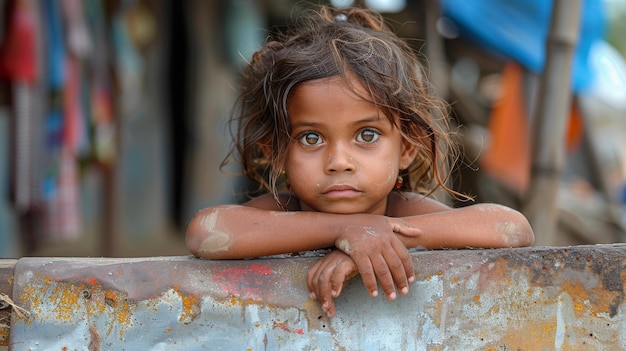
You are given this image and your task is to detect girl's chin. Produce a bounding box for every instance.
[300,201,386,215]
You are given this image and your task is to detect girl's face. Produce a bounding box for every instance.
[285,76,417,215]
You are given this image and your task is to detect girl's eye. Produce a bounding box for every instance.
[356,128,380,143]
[298,132,323,146]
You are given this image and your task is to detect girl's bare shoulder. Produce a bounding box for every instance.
[386,191,451,217]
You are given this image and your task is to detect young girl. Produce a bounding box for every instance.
[186,6,534,318]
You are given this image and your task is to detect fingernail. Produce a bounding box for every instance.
[331,290,337,297]
[400,286,409,295]
[408,276,415,283]
[388,292,397,300]
[371,290,378,297]
[310,292,316,299]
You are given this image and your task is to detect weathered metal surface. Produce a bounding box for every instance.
[6,244,626,350]
[0,259,16,347]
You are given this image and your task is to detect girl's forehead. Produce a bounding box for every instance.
[293,75,369,100]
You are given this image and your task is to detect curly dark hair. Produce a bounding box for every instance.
[222,5,464,202]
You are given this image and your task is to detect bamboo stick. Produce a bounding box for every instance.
[523,0,581,245]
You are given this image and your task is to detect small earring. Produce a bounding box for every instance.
[395,176,403,189]
[282,171,292,190]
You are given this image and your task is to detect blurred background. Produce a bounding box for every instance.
[0,0,625,258]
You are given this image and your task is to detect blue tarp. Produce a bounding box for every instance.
[440,0,607,92]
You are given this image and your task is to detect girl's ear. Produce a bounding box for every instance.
[399,139,419,170]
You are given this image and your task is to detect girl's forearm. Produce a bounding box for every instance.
[186,205,346,259]
[401,203,534,249]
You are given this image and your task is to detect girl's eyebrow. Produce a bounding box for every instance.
[354,116,385,124]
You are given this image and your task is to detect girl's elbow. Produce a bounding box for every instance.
[491,206,534,247]
[185,211,233,259]
[514,211,535,246]
[185,222,207,258]
[515,223,535,247]
[505,216,535,247]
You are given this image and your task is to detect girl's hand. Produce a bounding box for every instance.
[307,249,358,318]
[334,215,421,301]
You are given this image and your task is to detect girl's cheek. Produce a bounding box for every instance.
[382,162,396,188]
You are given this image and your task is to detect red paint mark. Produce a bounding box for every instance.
[211,263,274,300]
[216,264,272,276]
[87,277,97,285]
[274,321,288,331]
[249,264,272,275]
[211,264,272,281]
[273,321,304,335]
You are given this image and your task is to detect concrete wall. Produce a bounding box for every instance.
[2,244,626,350]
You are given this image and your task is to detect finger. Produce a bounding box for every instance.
[369,254,397,300]
[316,268,334,309]
[323,297,337,318]
[317,274,336,317]
[307,260,338,318]
[329,262,352,298]
[307,259,326,300]
[353,256,379,297]
[307,264,319,299]
[391,222,422,237]
[392,240,415,293]
[383,243,412,296]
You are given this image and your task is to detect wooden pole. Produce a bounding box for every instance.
[523,0,581,246]
[424,0,449,100]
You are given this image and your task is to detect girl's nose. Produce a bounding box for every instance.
[325,144,355,173]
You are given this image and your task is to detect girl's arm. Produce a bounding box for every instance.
[185,203,420,259]
[385,192,535,249]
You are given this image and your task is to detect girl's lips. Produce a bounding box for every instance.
[322,185,361,197]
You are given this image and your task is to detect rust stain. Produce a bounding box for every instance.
[504,248,625,317]
[498,316,557,349]
[105,290,118,308]
[560,281,592,317]
[0,324,8,346]
[102,289,133,339]
[477,257,510,293]
[176,289,200,324]
[19,276,135,343]
[51,283,82,322]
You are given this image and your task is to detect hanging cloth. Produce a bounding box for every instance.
[0,0,40,213]
[86,0,115,165]
[0,0,38,82]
